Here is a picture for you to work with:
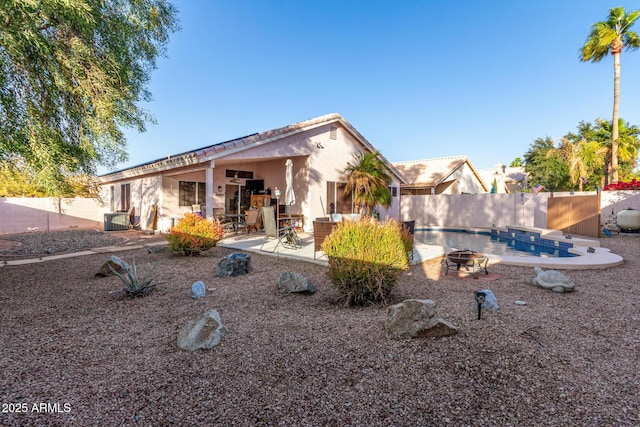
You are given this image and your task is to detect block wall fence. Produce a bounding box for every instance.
[2,191,640,235]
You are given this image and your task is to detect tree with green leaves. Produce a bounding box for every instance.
[523,137,571,192]
[510,157,523,167]
[344,152,393,217]
[0,160,46,197]
[580,6,640,185]
[0,0,179,195]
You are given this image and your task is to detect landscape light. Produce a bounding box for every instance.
[475,291,486,320]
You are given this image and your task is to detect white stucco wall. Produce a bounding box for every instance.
[198,123,401,231]
[105,174,162,230]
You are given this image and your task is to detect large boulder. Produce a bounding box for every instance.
[385,299,458,339]
[217,253,252,277]
[532,266,575,293]
[177,309,228,351]
[278,271,316,294]
[95,256,130,277]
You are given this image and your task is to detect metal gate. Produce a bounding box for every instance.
[546,194,601,238]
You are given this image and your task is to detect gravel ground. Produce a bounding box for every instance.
[0,231,638,426]
[0,229,127,256]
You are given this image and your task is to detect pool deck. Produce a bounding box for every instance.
[218,231,623,270]
[0,229,623,270]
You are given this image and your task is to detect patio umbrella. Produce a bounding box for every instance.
[285,159,295,214]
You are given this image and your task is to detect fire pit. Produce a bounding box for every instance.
[443,249,489,279]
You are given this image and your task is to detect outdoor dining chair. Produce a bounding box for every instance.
[245,209,262,233]
[213,208,235,233]
[260,206,301,252]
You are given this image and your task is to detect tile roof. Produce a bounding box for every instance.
[393,156,471,187]
[100,113,405,183]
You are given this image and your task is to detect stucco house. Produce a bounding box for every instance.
[393,156,488,195]
[478,163,528,193]
[98,113,405,232]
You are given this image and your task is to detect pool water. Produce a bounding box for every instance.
[414,229,578,258]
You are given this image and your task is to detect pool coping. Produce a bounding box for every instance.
[413,226,624,270]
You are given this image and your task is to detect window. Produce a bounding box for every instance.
[120,183,130,211]
[179,181,206,206]
[389,186,398,197]
[225,169,253,179]
[326,181,353,214]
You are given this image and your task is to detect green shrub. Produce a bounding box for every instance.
[167,213,224,256]
[321,218,408,306]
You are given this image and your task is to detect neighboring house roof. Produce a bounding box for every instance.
[99,113,406,184]
[393,155,489,192]
[478,165,528,193]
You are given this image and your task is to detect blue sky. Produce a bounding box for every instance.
[109,0,640,173]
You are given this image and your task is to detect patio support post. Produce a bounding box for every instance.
[206,162,214,220]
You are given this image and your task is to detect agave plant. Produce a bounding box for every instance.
[108,255,159,297]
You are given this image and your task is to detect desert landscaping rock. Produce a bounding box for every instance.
[191,280,206,298]
[148,246,167,254]
[385,299,458,338]
[277,271,316,293]
[217,252,252,277]
[477,289,500,310]
[95,258,129,277]
[177,309,227,350]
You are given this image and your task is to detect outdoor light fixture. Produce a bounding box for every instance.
[475,291,486,320]
[217,185,222,193]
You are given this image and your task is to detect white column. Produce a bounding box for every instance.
[206,161,214,220]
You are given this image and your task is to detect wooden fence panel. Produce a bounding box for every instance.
[547,195,600,237]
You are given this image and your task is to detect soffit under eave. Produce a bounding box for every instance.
[98,155,200,183]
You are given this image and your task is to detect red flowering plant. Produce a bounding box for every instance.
[603,179,640,191]
[167,213,224,256]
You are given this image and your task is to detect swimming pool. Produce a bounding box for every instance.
[414,229,578,258]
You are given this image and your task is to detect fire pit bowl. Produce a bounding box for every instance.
[446,249,485,265]
[443,249,489,279]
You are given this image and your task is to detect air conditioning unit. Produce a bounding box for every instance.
[104,213,129,231]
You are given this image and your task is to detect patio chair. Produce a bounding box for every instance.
[260,206,301,252]
[313,220,337,259]
[245,208,262,233]
[213,208,235,233]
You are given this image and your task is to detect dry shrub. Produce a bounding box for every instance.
[322,218,408,306]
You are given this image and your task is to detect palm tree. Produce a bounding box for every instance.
[594,118,640,181]
[555,137,607,191]
[580,7,640,184]
[344,152,392,217]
